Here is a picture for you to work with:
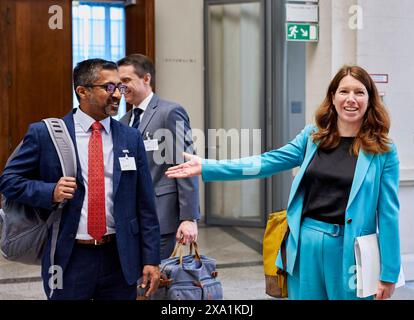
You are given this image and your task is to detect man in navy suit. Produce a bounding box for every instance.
[0,59,160,300]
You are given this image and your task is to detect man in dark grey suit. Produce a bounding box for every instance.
[118,54,200,259]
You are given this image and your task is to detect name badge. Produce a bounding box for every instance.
[144,131,159,151]
[119,156,137,171]
[144,139,159,151]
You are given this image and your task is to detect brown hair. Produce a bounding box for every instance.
[312,65,391,155]
[117,54,155,87]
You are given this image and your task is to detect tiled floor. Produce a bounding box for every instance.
[0,224,412,300]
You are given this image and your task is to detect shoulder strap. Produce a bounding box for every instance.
[42,118,77,299]
[42,118,77,177]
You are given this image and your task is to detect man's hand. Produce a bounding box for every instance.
[53,177,77,203]
[140,265,160,297]
[176,220,198,245]
[375,280,396,300]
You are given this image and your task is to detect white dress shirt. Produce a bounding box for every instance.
[73,108,115,240]
[128,92,154,127]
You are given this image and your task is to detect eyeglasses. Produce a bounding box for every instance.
[85,83,127,95]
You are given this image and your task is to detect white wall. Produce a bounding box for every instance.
[358,0,414,280]
[306,0,357,123]
[154,0,204,132]
[357,0,414,181]
[155,0,205,213]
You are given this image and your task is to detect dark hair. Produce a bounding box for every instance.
[73,58,118,102]
[312,65,391,155]
[117,54,155,87]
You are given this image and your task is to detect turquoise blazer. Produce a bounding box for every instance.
[202,125,401,291]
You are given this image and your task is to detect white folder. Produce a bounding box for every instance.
[354,233,405,298]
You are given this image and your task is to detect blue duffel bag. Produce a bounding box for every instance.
[151,242,223,300]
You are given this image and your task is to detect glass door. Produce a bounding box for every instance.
[72,1,126,118]
[204,0,266,227]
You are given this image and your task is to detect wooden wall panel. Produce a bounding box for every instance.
[0,0,72,171]
[125,0,155,111]
[125,0,155,61]
[9,0,73,148]
[0,2,10,173]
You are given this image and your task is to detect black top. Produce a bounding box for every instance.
[301,137,357,225]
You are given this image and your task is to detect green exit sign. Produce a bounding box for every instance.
[286,23,318,42]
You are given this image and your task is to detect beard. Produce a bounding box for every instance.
[104,103,119,117]
[103,97,120,117]
[86,95,120,119]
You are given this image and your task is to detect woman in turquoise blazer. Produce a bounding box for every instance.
[166,66,401,300]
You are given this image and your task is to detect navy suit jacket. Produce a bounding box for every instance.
[0,110,160,289]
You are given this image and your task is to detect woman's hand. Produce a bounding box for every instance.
[165,152,202,178]
[375,281,395,300]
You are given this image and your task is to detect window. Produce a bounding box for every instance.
[72,1,126,118]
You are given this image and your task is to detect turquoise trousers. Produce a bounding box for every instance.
[287,217,372,300]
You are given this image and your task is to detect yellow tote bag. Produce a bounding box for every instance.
[262,210,289,298]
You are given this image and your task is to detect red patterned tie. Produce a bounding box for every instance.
[88,121,106,241]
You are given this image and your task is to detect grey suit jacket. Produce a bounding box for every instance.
[120,94,200,235]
